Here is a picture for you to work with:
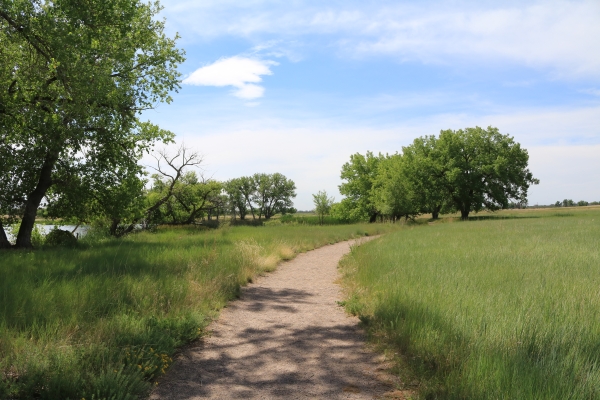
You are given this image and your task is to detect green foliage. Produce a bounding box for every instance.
[279,214,350,225]
[340,208,600,399]
[252,173,297,219]
[330,199,363,223]
[401,135,448,218]
[371,155,420,221]
[224,178,249,219]
[312,190,335,225]
[0,223,398,398]
[339,151,385,222]
[0,0,183,247]
[434,127,539,219]
[44,228,78,248]
[338,127,538,222]
[148,171,223,225]
[224,173,296,220]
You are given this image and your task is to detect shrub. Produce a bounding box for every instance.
[45,228,78,247]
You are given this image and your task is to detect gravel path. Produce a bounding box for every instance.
[150,238,407,399]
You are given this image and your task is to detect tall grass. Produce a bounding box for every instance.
[0,223,397,399]
[340,207,600,399]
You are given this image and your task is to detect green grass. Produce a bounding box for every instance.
[0,223,398,399]
[339,207,600,399]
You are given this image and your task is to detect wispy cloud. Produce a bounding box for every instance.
[183,56,278,99]
[163,0,600,80]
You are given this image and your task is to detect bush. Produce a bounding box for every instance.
[45,228,78,247]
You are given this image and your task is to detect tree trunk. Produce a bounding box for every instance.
[369,212,378,223]
[109,218,120,236]
[460,209,470,220]
[432,204,441,220]
[0,220,12,249]
[16,151,58,249]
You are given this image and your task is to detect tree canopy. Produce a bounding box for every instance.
[0,0,184,247]
[338,151,384,222]
[223,173,296,220]
[336,126,538,222]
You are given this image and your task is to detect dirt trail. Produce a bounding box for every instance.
[150,237,406,399]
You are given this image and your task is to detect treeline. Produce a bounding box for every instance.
[554,200,599,207]
[39,146,297,237]
[145,170,297,227]
[331,126,539,222]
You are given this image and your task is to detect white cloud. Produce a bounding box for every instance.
[183,56,278,99]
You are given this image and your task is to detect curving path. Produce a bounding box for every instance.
[150,238,407,399]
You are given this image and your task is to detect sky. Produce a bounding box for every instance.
[142,0,600,211]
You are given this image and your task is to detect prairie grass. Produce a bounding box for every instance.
[0,223,397,399]
[340,207,600,399]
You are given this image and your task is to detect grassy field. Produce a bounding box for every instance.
[340,207,600,399]
[0,223,398,400]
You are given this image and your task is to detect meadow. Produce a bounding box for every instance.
[340,207,600,399]
[0,222,397,399]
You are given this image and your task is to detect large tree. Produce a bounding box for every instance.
[252,173,296,220]
[0,0,184,248]
[434,126,539,220]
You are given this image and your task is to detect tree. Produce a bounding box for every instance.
[0,0,184,248]
[223,178,249,220]
[339,151,385,222]
[562,199,575,207]
[143,146,209,227]
[238,176,258,219]
[252,173,297,219]
[433,127,539,220]
[401,136,448,219]
[313,190,334,225]
[371,155,420,221]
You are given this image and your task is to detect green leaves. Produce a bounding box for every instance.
[337,126,538,222]
[0,0,184,247]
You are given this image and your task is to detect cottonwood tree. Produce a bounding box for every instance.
[253,173,296,219]
[223,178,249,220]
[0,0,184,248]
[338,151,385,222]
[371,155,420,221]
[433,127,539,220]
[238,176,258,219]
[401,136,448,219]
[312,190,335,225]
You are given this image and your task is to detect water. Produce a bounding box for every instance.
[3,224,89,243]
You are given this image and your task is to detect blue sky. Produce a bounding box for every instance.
[143,0,600,210]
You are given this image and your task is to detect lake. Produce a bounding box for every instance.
[3,224,89,243]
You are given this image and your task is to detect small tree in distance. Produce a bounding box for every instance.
[313,191,335,225]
